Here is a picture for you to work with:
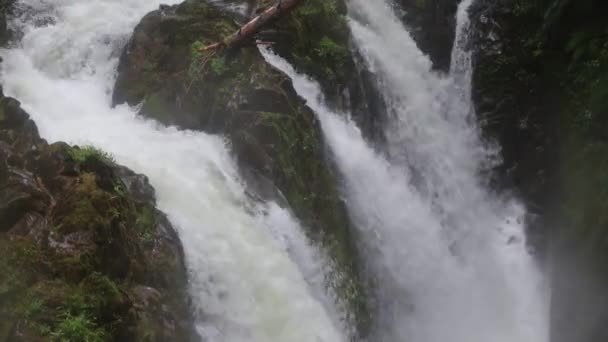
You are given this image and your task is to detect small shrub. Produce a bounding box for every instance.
[210,56,228,76]
[190,40,205,62]
[64,291,91,315]
[19,298,46,319]
[315,36,349,66]
[68,146,114,164]
[51,313,106,342]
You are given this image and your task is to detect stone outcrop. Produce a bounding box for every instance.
[112,0,369,334]
[396,0,461,71]
[0,90,195,341]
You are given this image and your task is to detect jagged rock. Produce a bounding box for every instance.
[0,92,195,341]
[395,0,461,71]
[113,0,369,334]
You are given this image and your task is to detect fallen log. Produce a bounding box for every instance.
[200,0,305,52]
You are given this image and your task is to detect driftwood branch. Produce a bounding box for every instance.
[200,0,305,52]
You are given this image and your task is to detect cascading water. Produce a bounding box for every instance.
[263,0,549,341]
[1,0,551,340]
[0,1,347,341]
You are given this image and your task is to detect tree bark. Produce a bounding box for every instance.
[201,0,306,51]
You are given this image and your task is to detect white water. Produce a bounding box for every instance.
[263,0,549,341]
[0,1,347,341]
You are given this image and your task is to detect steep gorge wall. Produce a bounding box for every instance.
[393,0,608,339]
[469,0,608,341]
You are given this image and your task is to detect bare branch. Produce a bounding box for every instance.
[200,0,305,52]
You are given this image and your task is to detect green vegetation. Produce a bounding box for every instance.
[135,206,158,243]
[111,0,370,333]
[273,0,352,94]
[51,313,106,342]
[315,36,349,67]
[0,97,192,339]
[68,145,115,164]
[210,56,228,76]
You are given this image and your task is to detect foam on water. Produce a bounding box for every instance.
[1,1,346,341]
[262,0,549,339]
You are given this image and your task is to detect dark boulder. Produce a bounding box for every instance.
[113,0,369,334]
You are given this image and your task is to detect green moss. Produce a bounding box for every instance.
[253,108,362,297]
[68,146,115,165]
[210,56,228,76]
[135,206,157,243]
[112,0,369,331]
[55,172,128,236]
[59,199,109,234]
[273,0,351,92]
[0,92,193,340]
[51,313,106,342]
[316,36,349,67]
[0,238,43,296]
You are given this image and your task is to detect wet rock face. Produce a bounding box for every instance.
[395,0,461,71]
[469,0,608,341]
[469,0,559,214]
[0,91,195,341]
[113,0,369,334]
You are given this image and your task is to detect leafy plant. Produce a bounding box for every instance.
[190,40,205,62]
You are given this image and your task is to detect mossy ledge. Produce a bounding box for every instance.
[113,0,369,334]
[0,90,196,341]
[269,0,387,140]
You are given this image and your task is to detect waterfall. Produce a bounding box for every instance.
[262,0,549,341]
[1,0,552,340]
[0,0,346,341]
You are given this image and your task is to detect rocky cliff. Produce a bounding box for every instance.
[0,90,195,341]
[469,0,608,341]
[112,0,370,334]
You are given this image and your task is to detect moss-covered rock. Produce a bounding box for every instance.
[267,0,386,141]
[268,0,348,94]
[0,91,195,341]
[113,0,369,335]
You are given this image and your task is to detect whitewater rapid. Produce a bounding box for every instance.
[263,0,549,341]
[0,1,346,341]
